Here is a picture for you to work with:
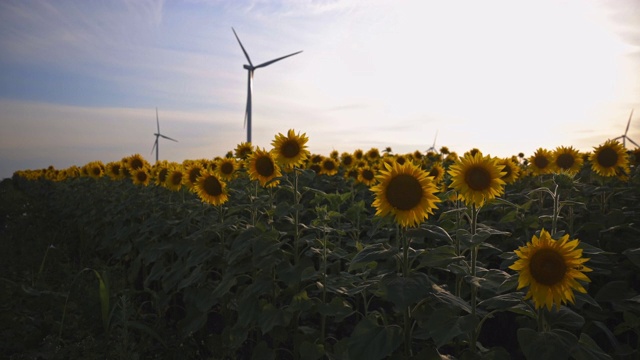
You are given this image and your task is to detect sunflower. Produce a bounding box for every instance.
[125,154,150,173]
[248,147,282,187]
[497,157,521,184]
[448,152,506,207]
[340,152,355,168]
[509,229,592,310]
[184,162,205,189]
[194,170,229,206]
[215,157,238,181]
[234,142,254,160]
[426,163,446,184]
[344,168,359,182]
[165,166,185,191]
[357,166,377,186]
[365,148,381,163]
[132,167,151,186]
[353,149,364,161]
[320,157,339,176]
[87,161,105,179]
[153,161,171,186]
[106,161,125,180]
[553,146,583,175]
[330,150,339,160]
[371,161,440,227]
[528,148,554,176]
[589,140,629,177]
[271,129,310,169]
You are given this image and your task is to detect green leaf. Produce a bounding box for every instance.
[546,306,585,330]
[348,243,397,272]
[594,280,635,303]
[347,316,402,360]
[92,270,110,333]
[424,308,476,347]
[477,293,523,310]
[571,333,613,360]
[378,272,432,309]
[622,248,640,269]
[258,303,292,334]
[517,328,578,360]
[251,341,276,360]
[299,341,325,360]
[419,245,463,268]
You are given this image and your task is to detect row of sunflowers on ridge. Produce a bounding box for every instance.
[12,129,640,312]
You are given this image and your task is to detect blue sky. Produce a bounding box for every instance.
[1,0,639,179]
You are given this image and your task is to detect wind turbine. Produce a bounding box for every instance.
[151,107,178,163]
[613,109,639,148]
[426,130,439,153]
[232,27,302,143]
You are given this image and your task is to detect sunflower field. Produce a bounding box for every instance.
[2,130,640,360]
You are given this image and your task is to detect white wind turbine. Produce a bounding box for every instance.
[232,27,302,143]
[426,130,439,153]
[151,108,178,163]
[613,109,639,148]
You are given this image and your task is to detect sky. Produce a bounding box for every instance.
[1,0,639,179]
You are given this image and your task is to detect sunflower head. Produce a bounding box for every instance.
[553,146,583,176]
[106,161,125,180]
[371,162,440,227]
[195,170,229,206]
[132,167,151,186]
[320,157,339,176]
[184,162,205,189]
[427,163,446,184]
[529,148,554,176]
[271,129,310,169]
[357,166,377,186]
[589,140,629,177]
[497,157,521,184]
[340,152,355,168]
[448,151,506,207]
[509,229,592,311]
[215,158,238,181]
[125,154,150,172]
[248,147,282,187]
[165,166,185,191]
[234,142,254,160]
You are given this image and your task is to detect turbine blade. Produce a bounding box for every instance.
[432,130,439,148]
[627,137,639,148]
[159,134,178,142]
[232,27,253,67]
[151,138,158,155]
[254,50,303,69]
[625,109,634,135]
[156,107,160,133]
[613,135,624,141]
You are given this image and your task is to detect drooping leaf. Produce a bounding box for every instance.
[347,316,402,360]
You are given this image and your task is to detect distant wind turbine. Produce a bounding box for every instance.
[613,109,639,148]
[232,27,302,143]
[426,130,439,153]
[151,108,178,163]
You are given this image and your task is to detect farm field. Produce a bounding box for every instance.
[1,131,640,360]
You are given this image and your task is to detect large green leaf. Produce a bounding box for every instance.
[571,333,613,360]
[348,243,397,272]
[377,272,432,309]
[347,316,402,360]
[517,328,578,360]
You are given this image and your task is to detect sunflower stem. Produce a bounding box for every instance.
[400,227,413,358]
[551,183,559,236]
[293,167,300,266]
[470,203,479,353]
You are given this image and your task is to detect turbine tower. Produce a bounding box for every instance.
[426,130,439,153]
[232,27,302,143]
[151,107,178,163]
[613,109,638,148]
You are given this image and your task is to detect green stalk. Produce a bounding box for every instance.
[470,204,479,353]
[294,167,300,265]
[400,227,413,358]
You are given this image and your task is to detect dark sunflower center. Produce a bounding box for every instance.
[323,160,336,171]
[343,156,353,166]
[428,168,440,178]
[170,172,182,185]
[556,153,575,170]
[396,157,406,165]
[136,171,147,183]
[362,169,375,181]
[130,158,143,170]
[221,162,234,175]
[597,147,618,168]
[529,248,567,286]
[92,167,101,176]
[203,176,222,196]
[502,165,512,178]
[112,165,121,175]
[385,174,423,211]
[464,166,491,191]
[281,140,300,159]
[189,168,201,183]
[534,156,549,169]
[348,169,358,179]
[310,164,322,174]
[158,168,168,182]
[255,156,275,177]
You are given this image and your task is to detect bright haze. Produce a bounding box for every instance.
[1,0,639,179]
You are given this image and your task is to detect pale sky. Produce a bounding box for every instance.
[1,0,639,179]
